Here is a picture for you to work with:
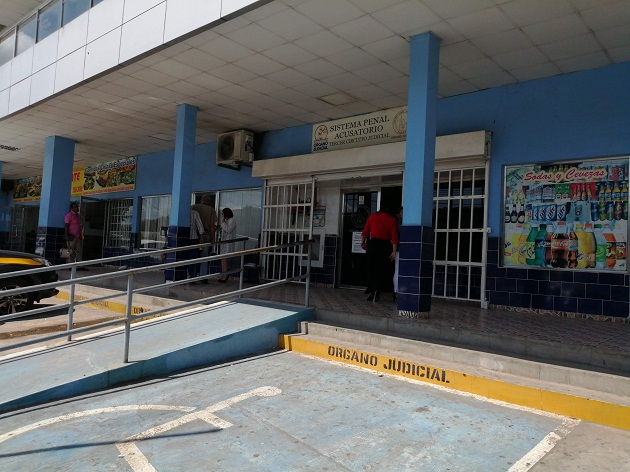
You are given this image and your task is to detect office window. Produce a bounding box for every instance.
[0,32,15,66]
[16,15,37,56]
[139,195,171,250]
[63,0,90,26]
[218,188,262,250]
[38,0,62,42]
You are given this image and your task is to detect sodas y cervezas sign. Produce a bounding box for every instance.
[504,157,629,272]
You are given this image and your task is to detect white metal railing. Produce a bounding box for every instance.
[0,238,313,362]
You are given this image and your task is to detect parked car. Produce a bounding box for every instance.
[0,250,59,314]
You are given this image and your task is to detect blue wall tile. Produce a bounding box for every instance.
[578,298,603,316]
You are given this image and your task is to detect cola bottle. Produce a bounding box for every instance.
[551,222,569,268]
[544,224,554,267]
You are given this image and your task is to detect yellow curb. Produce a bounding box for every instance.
[279,334,630,431]
[55,290,155,317]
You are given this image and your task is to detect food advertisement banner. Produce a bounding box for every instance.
[12,177,42,202]
[82,157,136,195]
[504,156,629,271]
[13,157,136,202]
[311,106,407,153]
[71,168,85,197]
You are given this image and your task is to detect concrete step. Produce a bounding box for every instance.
[314,308,630,376]
[279,322,630,431]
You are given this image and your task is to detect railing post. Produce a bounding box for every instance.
[123,273,134,363]
[305,240,311,307]
[239,253,245,297]
[67,266,77,341]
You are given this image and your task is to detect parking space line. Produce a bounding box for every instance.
[0,405,197,444]
[508,419,580,471]
[117,386,281,471]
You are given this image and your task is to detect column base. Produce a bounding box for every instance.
[397,310,431,319]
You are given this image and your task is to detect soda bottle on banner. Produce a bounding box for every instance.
[593,224,607,269]
[603,223,617,269]
[518,224,530,264]
[613,222,626,270]
[534,224,547,267]
[551,222,569,268]
[525,224,538,265]
[567,224,578,268]
[510,224,523,265]
[583,223,597,268]
[544,224,554,267]
[574,223,587,269]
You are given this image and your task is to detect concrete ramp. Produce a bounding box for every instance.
[0,300,315,414]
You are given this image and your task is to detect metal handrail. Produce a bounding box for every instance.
[0,239,313,362]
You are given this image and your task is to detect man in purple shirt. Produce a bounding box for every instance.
[64,202,84,265]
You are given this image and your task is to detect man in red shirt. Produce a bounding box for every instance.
[361,208,399,302]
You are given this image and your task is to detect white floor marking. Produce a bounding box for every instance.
[508,418,580,472]
[0,386,281,472]
[0,405,196,444]
[116,386,281,471]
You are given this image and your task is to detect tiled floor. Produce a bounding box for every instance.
[61,267,630,363]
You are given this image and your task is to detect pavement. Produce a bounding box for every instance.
[4,349,630,471]
[0,264,629,433]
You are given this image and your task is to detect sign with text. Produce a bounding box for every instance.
[503,156,629,271]
[311,106,407,153]
[82,157,136,195]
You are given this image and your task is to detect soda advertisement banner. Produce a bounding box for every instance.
[82,157,136,195]
[503,156,629,271]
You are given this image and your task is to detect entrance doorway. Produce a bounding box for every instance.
[81,198,107,260]
[11,205,39,253]
[339,186,402,288]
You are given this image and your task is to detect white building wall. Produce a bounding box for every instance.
[0,0,261,119]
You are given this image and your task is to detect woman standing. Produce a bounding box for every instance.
[217,207,236,282]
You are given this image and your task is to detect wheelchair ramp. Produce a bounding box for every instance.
[0,299,315,413]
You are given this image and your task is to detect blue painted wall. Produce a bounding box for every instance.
[258,62,630,239]
[438,61,630,237]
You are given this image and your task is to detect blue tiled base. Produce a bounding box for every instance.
[396,225,433,314]
[487,236,629,319]
[165,225,195,282]
[36,226,66,265]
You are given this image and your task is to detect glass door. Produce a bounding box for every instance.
[339,191,379,287]
[80,197,107,260]
[11,205,39,253]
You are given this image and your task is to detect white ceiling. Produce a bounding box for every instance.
[1,0,630,179]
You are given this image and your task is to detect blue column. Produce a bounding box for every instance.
[166,104,197,281]
[397,32,440,317]
[37,136,75,262]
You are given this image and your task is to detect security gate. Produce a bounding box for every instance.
[261,180,315,281]
[432,165,489,307]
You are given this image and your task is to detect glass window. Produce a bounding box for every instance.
[16,15,37,56]
[218,188,262,250]
[105,199,133,248]
[63,0,90,26]
[0,32,15,66]
[140,195,171,250]
[38,0,62,42]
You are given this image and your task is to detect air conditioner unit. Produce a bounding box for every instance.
[216,130,254,168]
